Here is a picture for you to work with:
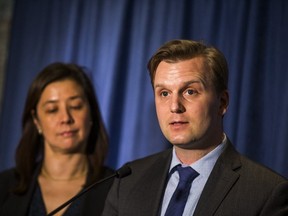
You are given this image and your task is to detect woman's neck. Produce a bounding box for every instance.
[41,153,88,181]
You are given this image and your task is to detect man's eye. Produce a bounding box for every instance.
[160,91,169,97]
[187,89,196,95]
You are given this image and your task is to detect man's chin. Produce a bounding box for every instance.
[172,140,205,150]
[172,141,219,151]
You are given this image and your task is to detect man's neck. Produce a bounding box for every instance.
[174,144,220,165]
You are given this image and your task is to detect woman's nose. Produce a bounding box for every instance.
[60,109,74,124]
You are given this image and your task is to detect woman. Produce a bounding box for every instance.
[0,62,113,215]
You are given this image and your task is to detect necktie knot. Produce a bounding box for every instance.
[177,165,199,183]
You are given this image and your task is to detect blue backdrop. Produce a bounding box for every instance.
[0,0,288,178]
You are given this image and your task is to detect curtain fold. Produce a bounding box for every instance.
[0,0,287,177]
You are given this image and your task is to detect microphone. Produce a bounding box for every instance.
[46,166,131,216]
[115,165,131,178]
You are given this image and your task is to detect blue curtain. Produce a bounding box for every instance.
[1,0,287,178]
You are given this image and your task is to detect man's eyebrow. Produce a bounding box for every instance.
[154,83,164,89]
[183,80,203,86]
[154,80,204,89]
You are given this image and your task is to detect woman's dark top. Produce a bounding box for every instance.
[29,181,84,215]
[0,166,114,216]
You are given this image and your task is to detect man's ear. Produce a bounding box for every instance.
[219,90,229,116]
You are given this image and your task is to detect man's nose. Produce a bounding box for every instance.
[170,95,185,113]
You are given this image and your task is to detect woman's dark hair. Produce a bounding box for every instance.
[15,62,109,193]
[147,39,229,94]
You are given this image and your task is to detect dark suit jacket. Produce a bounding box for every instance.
[0,166,114,216]
[102,140,288,216]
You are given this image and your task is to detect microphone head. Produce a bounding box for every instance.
[116,166,132,178]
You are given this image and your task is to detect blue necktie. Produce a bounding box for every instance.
[164,165,199,216]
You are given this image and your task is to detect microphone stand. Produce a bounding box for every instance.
[46,166,131,216]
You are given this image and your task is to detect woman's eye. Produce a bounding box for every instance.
[46,109,57,113]
[71,105,82,110]
[70,102,84,110]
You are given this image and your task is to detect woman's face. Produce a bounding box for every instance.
[33,79,92,154]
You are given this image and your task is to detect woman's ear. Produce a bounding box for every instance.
[31,110,42,134]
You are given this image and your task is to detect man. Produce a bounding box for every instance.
[102,40,288,216]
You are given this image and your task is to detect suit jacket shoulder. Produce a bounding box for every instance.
[194,141,288,216]
[102,149,173,216]
[82,166,115,216]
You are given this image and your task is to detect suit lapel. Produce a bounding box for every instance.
[193,141,241,216]
[150,151,172,216]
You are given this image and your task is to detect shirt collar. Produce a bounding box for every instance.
[169,133,227,178]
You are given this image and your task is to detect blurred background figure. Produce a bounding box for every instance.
[0,62,113,215]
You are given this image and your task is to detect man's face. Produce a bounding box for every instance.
[154,57,228,150]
